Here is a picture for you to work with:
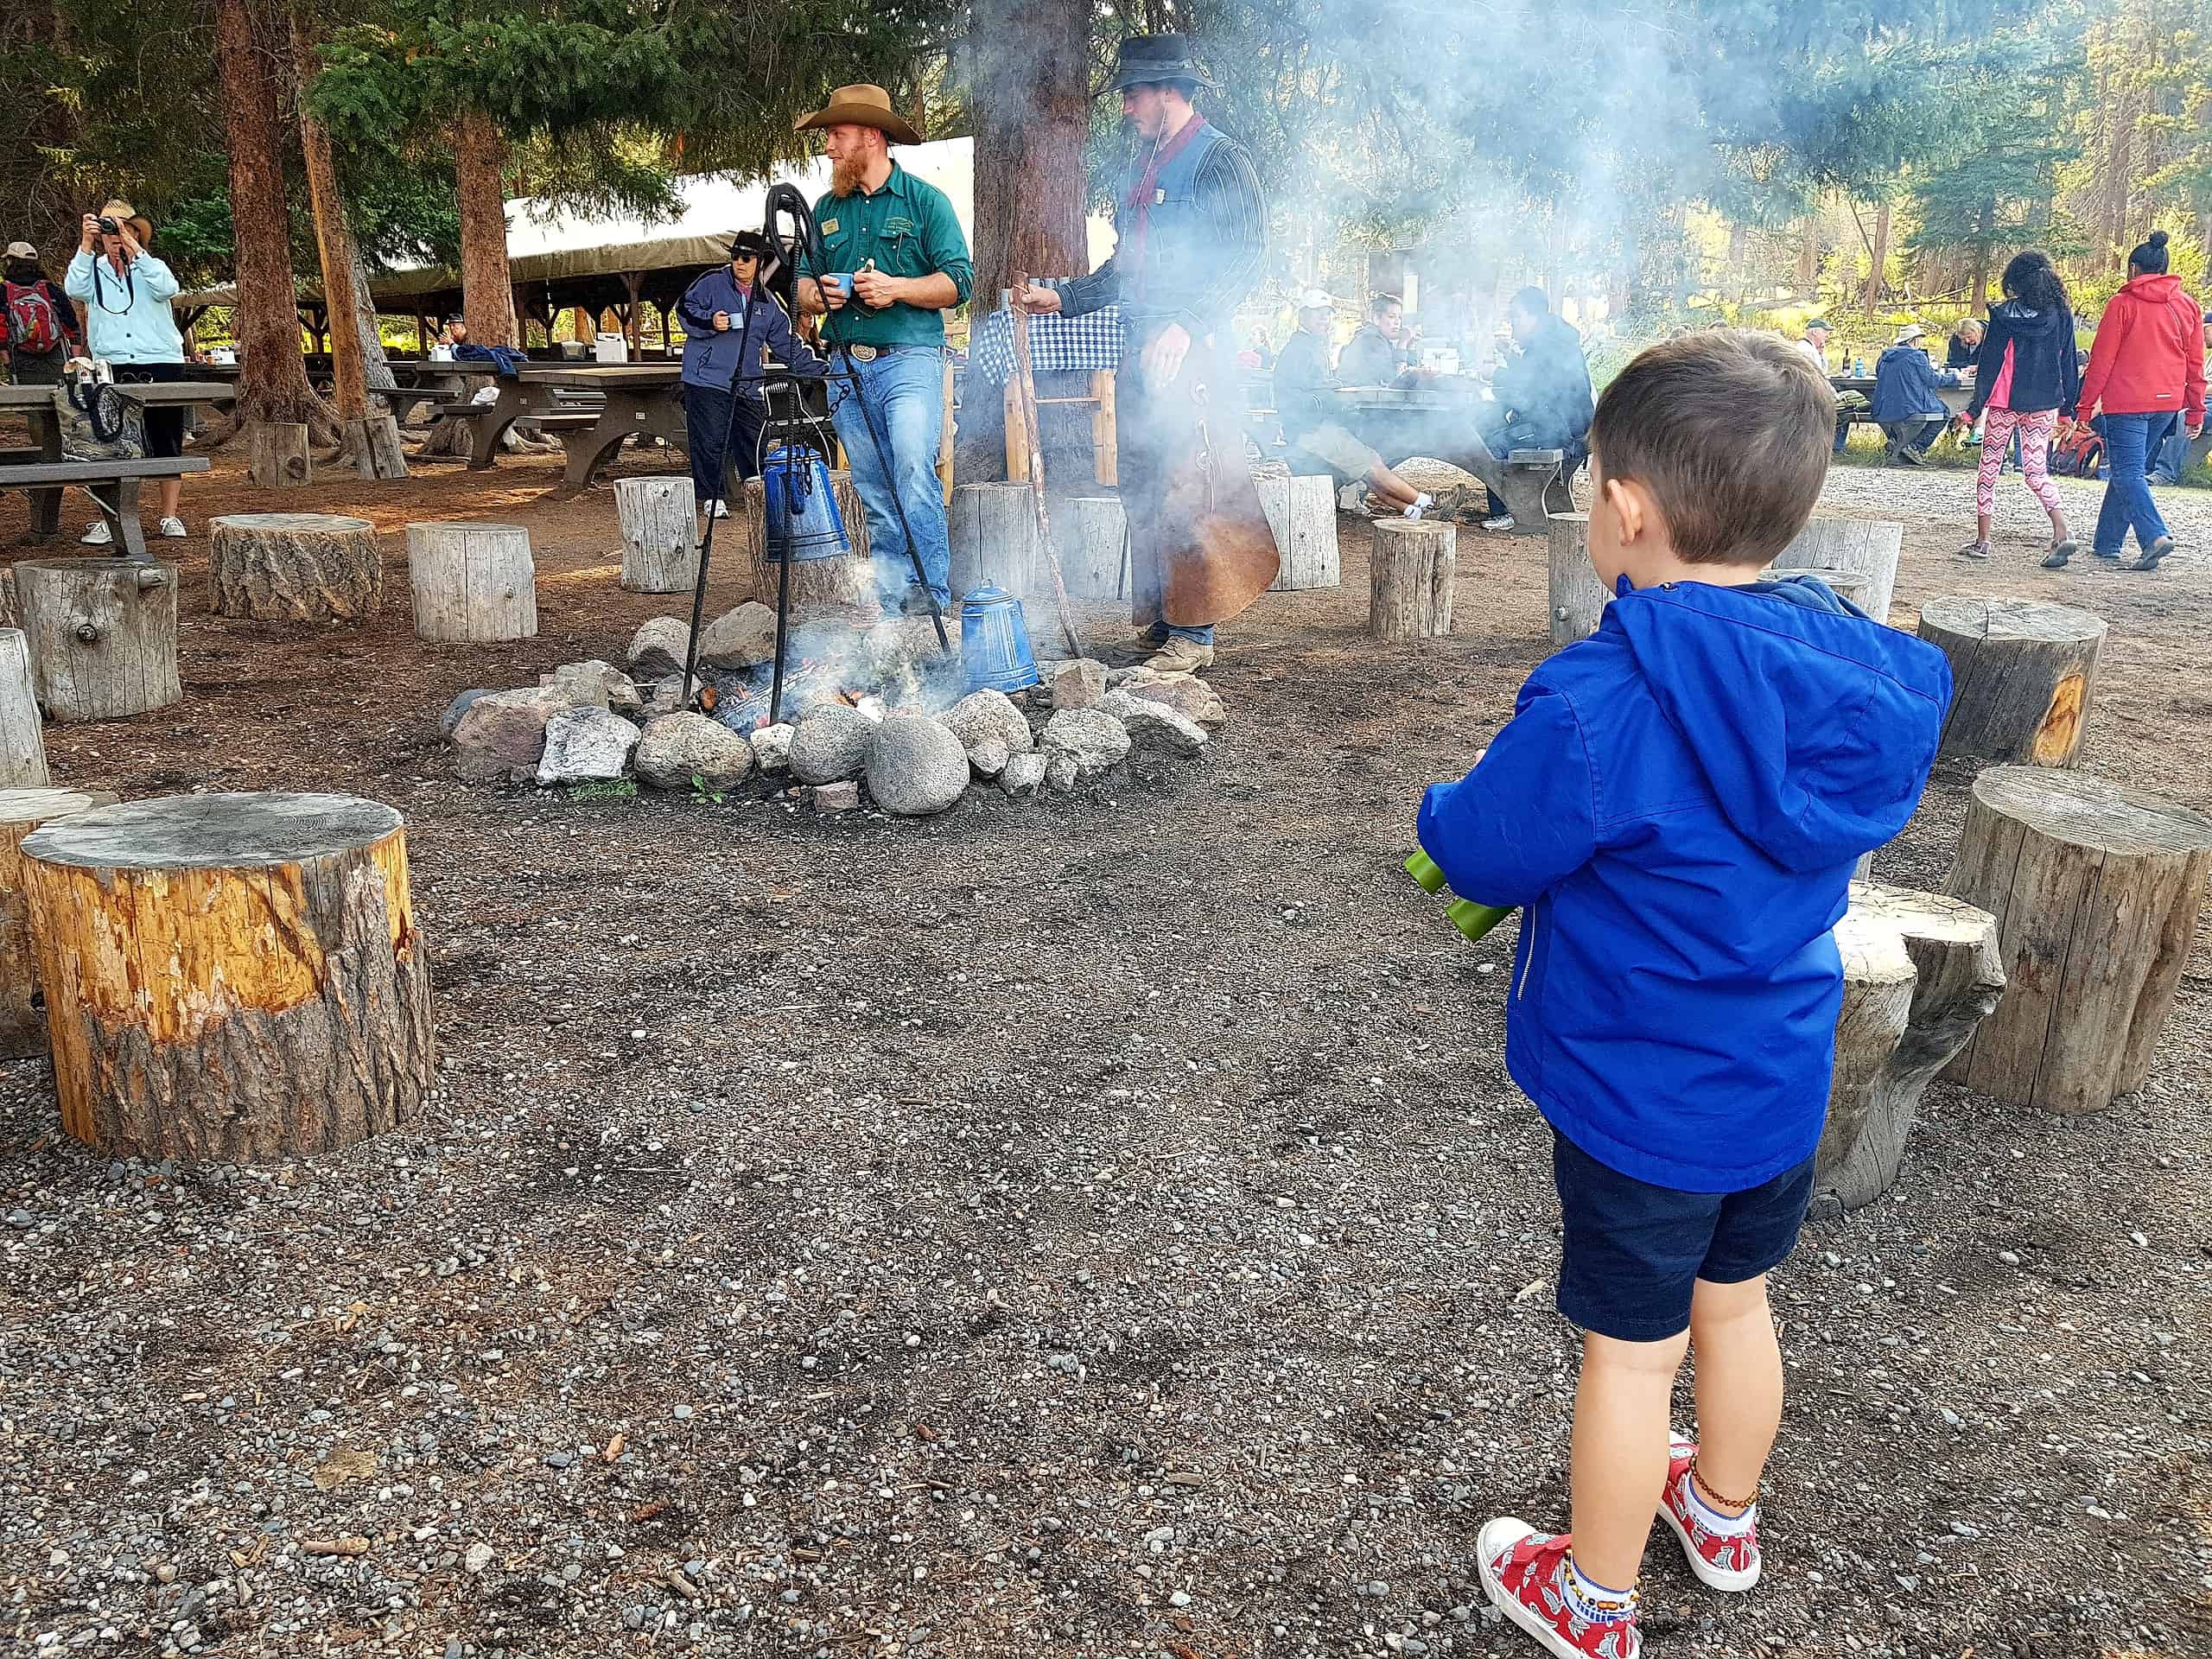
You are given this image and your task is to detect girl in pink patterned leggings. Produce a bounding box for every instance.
[1956,251,2081,565]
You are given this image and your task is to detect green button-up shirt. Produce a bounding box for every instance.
[806,162,973,349]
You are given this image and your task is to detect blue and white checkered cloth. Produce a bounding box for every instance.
[969,301,1125,386]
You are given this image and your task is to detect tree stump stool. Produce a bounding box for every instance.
[1774,517,1904,623]
[247,421,313,488]
[16,559,181,721]
[614,474,702,594]
[948,480,1038,600]
[1257,472,1340,591]
[407,522,538,643]
[20,792,435,1161]
[1917,595,2105,769]
[0,787,118,1057]
[1369,518,1456,639]
[738,472,876,616]
[1815,882,2005,1213]
[1546,512,1609,645]
[1069,498,1128,600]
[1943,766,2212,1115]
[0,629,48,787]
[208,512,385,622]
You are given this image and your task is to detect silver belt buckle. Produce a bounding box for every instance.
[849,344,879,363]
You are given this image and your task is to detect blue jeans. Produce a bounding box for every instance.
[828,346,950,609]
[2152,414,2191,484]
[2092,412,2173,557]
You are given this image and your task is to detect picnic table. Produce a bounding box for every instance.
[0,381,229,560]
[1326,380,1577,530]
[1828,376,1975,418]
[445,364,679,486]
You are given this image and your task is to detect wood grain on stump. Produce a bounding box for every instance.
[1917,595,2105,768]
[1070,498,1128,601]
[1256,473,1339,592]
[406,522,537,643]
[0,787,118,1058]
[738,472,876,616]
[613,475,702,594]
[16,559,181,721]
[247,421,313,488]
[1775,516,1903,623]
[21,792,435,1161]
[1943,766,2212,1115]
[1369,518,1455,639]
[1816,882,2005,1212]
[1546,512,1607,645]
[948,480,1036,601]
[209,513,385,623]
[0,628,48,786]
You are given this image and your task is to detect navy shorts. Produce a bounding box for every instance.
[1552,1132,1815,1344]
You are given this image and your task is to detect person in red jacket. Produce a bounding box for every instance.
[2075,230,2207,572]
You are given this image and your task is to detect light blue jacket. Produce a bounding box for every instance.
[63,251,184,364]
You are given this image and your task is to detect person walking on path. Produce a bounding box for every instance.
[1955,251,2080,566]
[2073,229,2205,572]
[62,200,190,544]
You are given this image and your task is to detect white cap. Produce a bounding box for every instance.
[1296,288,1332,310]
[3,241,34,260]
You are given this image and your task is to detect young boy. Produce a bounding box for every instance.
[1416,331,1951,1658]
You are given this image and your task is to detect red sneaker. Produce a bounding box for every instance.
[1475,1519,1642,1659]
[1658,1436,1763,1591]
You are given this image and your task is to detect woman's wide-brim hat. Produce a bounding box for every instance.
[99,198,155,245]
[794,85,923,147]
[728,231,776,261]
[1109,34,1218,92]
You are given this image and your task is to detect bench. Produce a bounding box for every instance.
[0,456,210,560]
[1493,448,1578,534]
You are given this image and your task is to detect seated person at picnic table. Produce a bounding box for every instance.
[1871,322,1962,465]
[1271,289,1434,518]
[1338,292,1418,385]
[1946,316,1984,370]
[1472,286,1597,531]
[677,230,825,519]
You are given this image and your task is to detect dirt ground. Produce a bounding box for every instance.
[2,440,2210,1659]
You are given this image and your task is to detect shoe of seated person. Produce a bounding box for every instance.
[80,518,113,546]
[1482,512,1516,532]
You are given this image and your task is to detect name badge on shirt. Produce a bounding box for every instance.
[819,217,839,236]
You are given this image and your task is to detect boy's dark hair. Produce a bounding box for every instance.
[1370,292,1402,316]
[2128,227,2171,275]
[1589,329,1833,567]
[2002,249,2069,313]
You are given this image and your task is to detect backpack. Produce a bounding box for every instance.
[2050,425,2105,479]
[3,280,63,356]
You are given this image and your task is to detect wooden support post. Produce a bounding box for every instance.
[406,522,537,642]
[613,475,702,594]
[949,480,1039,599]
[1256,472,1339,591]
[938,356,956,504]
[247,422,314,489]
[21,792,434,1161]
[1943,766,2212,1114]
[1546,511,1608,645]
[1773,516,1903,624]
[1815,882,2005,1213]
[1369,518,1456,639]
[0,629,48,786]
[1069,498,1127,600]
[16,559,181,721]
[736,473,875,617]
[1091,370,1116,486]
[0,787,118,1057]
[1002,379,1028,481]
[209,513,385,623]
[1917,595,2106,768]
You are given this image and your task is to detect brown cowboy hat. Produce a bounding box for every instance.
[794,85,923,147]
[99,198,155,245]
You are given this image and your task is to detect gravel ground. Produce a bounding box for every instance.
[1,444,2209,1659]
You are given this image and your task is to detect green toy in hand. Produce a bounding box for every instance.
[1406,849,1514,944]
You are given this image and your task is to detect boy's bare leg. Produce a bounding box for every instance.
[1687,1273,1783,1508]
[1568,1326,1689,1591]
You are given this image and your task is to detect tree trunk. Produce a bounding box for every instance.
[1917,595,2106,768]
[212,0,327,433]
[955,0,1091,486]
[947,480,1038,601]
[0,630,48,787]
[454,108,518,347]
[1547,511,1607,645]
[1860,199,1891,319]
[1968,198,1994,311]
[208,512,385,622]
[0,787,118,1059]
[407,522,538,642]
[1256,473,1338,592]
[1774,516,1904,625]
[16,559,181,721]
[1796,215,1820,290]
[1368,519,1456,639]
[613,476,702,594]
[741,474,878,616]
[352,245,397,393]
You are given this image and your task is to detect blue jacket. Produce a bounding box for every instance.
[677,268,823,397]
[63,250,183,364]
[1871,343,1961,423]
[1967,299,2081,420]
[1416,577,1951,1192]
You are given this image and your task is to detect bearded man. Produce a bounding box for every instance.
[1016,35,1274,674]
[795,85,972,617]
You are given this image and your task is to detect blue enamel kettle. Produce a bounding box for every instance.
[959,584,1040,693]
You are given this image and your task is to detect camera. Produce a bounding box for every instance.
[95,215,119,235]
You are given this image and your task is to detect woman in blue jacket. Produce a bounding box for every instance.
[676,232,825,518]
[1870,323,1963,464]
[1956,251,2080,565]
[63,200,189,545]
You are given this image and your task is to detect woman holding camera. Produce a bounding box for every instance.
[63,199,189,543]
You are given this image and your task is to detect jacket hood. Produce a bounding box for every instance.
[2122,272,2186,304]
[1993,297,2068,337]
[1877,343,1926,366]
[1604,580,1951,871]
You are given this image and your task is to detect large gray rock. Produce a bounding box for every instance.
[1001,752,1047,798]
[1050,658,1109,710]
[750,723,795,773]
[642,674,687,717]
[452,688,564,782]
[943,688,1034,756]
[866,714,971,817]
[537,708,642,786]
[440,688,493,737]
[540,659,641,716]
[1128,672,1226,727]
[1121,699,1209,757]
[788,704,878,785]
[697,601,779,668]
[967,735,1011,780]
[627,616,691,682]
[634,712,754,791]
[1041,707,1130,780]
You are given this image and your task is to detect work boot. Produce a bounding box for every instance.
[1144,637,1214,674]
[2129,535,2176,572]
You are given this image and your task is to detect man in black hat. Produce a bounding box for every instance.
[1017,35,1273,675]
[677,230,824,519]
